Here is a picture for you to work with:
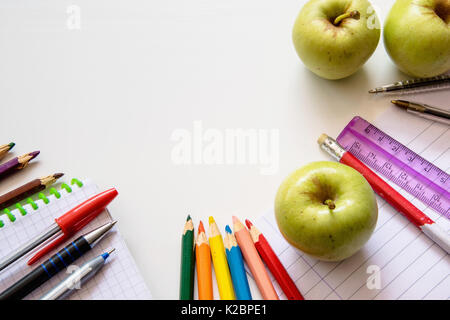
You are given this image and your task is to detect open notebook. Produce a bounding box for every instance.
[0,179,152,300]
[255,108,450,300]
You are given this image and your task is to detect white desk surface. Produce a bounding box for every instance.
[0,0,447,299]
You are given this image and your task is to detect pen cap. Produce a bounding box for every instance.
[55,188,118,234]
[27,188,118,265]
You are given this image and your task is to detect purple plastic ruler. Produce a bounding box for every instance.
[337,116,449,219]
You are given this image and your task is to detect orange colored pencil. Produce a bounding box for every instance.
[232,216,278,300]
[195,221,213,300]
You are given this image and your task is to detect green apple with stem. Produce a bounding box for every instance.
[384,0,450,77]
[292,0,380,80]
[275,161,378,261]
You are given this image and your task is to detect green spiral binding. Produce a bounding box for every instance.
[15,203,27,216]
[0,178,84,227]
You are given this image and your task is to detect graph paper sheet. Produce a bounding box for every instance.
[255,109,450,300]
[0,179,152,299]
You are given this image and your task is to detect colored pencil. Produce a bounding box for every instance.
[180,215,195,300]
[0,143,15,160]
[208,216,235,300]
[232,216,278,300]
[0,173,64,211]
[0,151,39,181]
[246,219,304,300]
[224,225,252,300]
[195,220,213,300]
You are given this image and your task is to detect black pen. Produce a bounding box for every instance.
[0,221,116,300]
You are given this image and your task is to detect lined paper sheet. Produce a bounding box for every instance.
[256,109,450,300]
[0,179,152,300]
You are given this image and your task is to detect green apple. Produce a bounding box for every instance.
[292,0,380,80]
[275,161,378,261]
[384,0,450,77]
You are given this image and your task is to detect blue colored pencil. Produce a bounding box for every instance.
[224,225,252,300]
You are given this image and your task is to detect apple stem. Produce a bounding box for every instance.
[333,10,360,26]
[324,199,336,210]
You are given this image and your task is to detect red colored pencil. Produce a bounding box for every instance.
[245,219,304,300]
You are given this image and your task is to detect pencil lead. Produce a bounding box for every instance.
[53,173,64,179]
[208,216,215,224]
[232,216,239,224]
[29,151,40,159]
[198,220,205,234]
[245,219,253,229]
[108,248,116,255]
[8,142,15,150]
[225,225,232,234]
[186,214,191,221]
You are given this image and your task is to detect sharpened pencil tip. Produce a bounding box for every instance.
[245,219,253,229]
[29,151,40,159]
[186,214,191,221]
[8,142,15,150]
[208,216,215,224]
[108,248,116,255]
[232,216,239,224]
[225,225,232,234]
[54,173,64,179]
[198,220,205,234]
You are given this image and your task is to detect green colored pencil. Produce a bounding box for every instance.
[0,143,15,160]
[180,214,195,300]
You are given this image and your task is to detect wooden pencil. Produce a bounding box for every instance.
[232,216,278,300]
[0,143,15,160]
[224,225,252,300]
[0,151,40,181]
[195,220,213,300]
[246,219,304,300]
[0,173,64,211]
[180,214,195,300]
[208,216,235,300]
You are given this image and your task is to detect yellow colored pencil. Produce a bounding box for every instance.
[208,216,235,300]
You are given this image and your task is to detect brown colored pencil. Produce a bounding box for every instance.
[0,143,15,160]
[0,173,63,211]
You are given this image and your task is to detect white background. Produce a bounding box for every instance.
[0,0,448,299]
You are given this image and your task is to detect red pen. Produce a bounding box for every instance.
[318,134,450,254]
[0,188,118,271]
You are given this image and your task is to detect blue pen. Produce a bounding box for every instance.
[224,225,252,300]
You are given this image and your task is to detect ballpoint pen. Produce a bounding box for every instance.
[40,249,115,300]
[0,221,116,300]
[391,99,450,125]
[318,134,450,254]
[0,188,118,271]
[368,75,450,93]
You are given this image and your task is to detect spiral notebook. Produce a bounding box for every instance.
[0,178,152,300]
[253,108,450,300]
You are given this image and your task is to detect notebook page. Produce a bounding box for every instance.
[255,109,450,300]
[0,179,152,300]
